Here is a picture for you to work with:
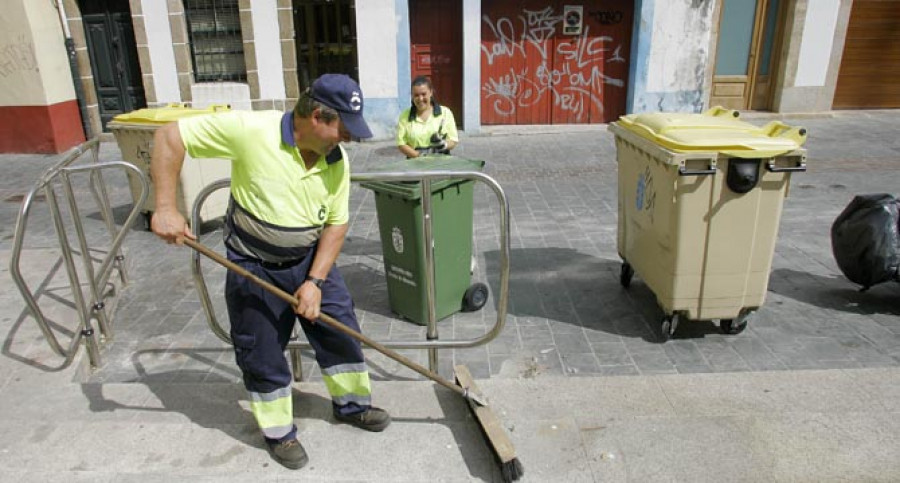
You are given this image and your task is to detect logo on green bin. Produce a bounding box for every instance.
[391,226,404,254]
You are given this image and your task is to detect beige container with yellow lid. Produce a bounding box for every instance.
[609,107,807,340]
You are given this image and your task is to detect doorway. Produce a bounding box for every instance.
[710,0,785,110]
[79,0,146,129]
[409,0,463,127]
[293,0,359,89]
[480,1,633,125]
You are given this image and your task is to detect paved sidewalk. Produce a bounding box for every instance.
[1,109,899,481]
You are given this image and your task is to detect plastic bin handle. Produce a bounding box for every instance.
[759,121,808,145]
[678,162,717,176]
[703,106,741,118]
[765,158,807,173]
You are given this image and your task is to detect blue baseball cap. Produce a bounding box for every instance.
[310,74,373,139]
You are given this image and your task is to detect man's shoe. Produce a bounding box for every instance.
[334,406,391,432]
[267,438,309,470]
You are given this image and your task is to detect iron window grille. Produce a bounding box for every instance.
[184,0,247,82]
[294,0,359,88]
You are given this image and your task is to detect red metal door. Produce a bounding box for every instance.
[410,0,463,126]
[481,1,633,125]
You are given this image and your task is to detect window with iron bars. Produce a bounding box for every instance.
[184,0,247,82]
[294,0,359,89]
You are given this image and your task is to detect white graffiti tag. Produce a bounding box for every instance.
[482,68,544,116]
[521,7,561,58]
[481,15,526,65]
[0,35,38,78]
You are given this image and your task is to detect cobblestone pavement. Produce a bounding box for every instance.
[2,110,899,387]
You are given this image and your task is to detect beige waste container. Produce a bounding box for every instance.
[609,107,807,340]
[108,104,231,229]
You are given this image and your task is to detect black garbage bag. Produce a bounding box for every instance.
[831,194,900,290]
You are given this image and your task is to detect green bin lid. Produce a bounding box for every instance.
[109,103,230,125]
[616,106,807,158]
[360,155,485,200]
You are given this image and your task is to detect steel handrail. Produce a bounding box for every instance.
[191,170,510,373]
[9,138,148,368]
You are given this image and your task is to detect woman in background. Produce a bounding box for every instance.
[397,76,459,158]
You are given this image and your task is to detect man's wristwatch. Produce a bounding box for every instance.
[305,275,325,289]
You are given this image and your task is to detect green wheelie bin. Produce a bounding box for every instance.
[361,156,487,325]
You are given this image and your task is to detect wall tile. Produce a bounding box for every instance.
[178,73,193,102]
[247,71,261,100]
[129,0,142,16]
[142,75,157,104]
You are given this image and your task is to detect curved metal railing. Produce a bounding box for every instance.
[9,138,148,369]
[191,170,510,374]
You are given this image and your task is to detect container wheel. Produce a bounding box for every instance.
[462,283,489,312]
[659,312,680,342]
[620,262,634,288]
[721,309,752,335]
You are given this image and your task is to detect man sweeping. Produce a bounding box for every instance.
[149,74,390,470]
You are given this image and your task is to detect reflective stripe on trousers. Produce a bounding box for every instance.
[225,247,372,441]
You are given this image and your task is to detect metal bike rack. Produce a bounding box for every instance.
[9,138,148,369]
[191,170,510,376]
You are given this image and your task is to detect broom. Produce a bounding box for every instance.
[183,238,524,481]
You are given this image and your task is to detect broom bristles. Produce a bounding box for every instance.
[500,457,524,482]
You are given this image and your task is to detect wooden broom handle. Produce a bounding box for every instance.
[183,238,467,397]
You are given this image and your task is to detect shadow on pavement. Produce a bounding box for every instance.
[433,384,503,481]
[79,348,497,480]
[770,268,900,316]
[484,247,662,342]
[3,255,94,372]
[339,261,394,319]
[80,372,263,450]
[341,235,384,258]
[84,203,146,231]
[80,348,331,456]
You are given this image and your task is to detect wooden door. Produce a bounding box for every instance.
[834,0,900,109]
[81,0,146,129]
[409,0,463,126]
[710,0,784,110]
[550,4,632,123]
[749,0,785,109]
[481,1,632,125]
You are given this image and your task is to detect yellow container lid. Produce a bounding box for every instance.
[110,103,230,125]
[616,106,806,158]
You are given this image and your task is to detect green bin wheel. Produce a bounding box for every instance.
[620,262,634,288]
[462,283,489,312]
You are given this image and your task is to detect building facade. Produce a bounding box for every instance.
[0,1,85,153]
[1,0,896,153]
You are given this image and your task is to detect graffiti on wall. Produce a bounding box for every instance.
[0,36,38,78]
[482,7,626,121]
